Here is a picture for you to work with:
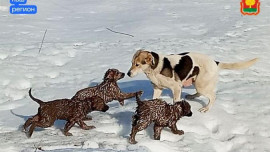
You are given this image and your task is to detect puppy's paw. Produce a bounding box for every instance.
[129,138,137,144]
[177,130,184,135]
[26,132,31,138]
[22,127,27,133]
[64,132,73,136]
[136,91,143,96]
[83,116,92,121]
[119,100,125,106]
[154,136,161,140]
[84,125,96,130]
[172,130,184,135]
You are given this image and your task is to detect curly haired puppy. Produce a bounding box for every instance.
[72,69,142,106]
[129,93,192,144]
[23,89,109,137]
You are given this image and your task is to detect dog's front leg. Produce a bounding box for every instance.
[153,85,162,99]
[117,91,142,106]
[77,119,95,130]
[64,121,76,136]
[170,123,184,135]
[27,123,36,138]
[129,127,139,144]
[171,85,182,103]
[153,124,163,140]
[23,118,33,132]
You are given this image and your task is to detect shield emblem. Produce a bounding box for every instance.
[240,0,260,15]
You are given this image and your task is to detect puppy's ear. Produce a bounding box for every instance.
[104,69,114,81]
[145,53,154,65]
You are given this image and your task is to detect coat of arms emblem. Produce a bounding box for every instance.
[240,0,260,15]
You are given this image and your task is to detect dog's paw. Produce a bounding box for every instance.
[25,132,31,138]
[129,138,138,144]
[84,125,96,130]
[136,91,143,96]
[119,100,125,106]
[64,132,73,136]
[22,128,27,133]
[83,116,93,121]
[177,130,184,135]
[172,130,184,135]
[199,107,209,113]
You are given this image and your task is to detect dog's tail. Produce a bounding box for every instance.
[217,58,258,70]
[29,88,44,105]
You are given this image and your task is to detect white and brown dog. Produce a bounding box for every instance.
[127,50,258,112]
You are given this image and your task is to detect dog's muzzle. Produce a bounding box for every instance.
[127,71,131,77]
[187,112,193,117]
[102,105,109,112]
[121,73,125,78]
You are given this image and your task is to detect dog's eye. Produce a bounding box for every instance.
[135,64,139,67]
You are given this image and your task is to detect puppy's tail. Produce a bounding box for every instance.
[29,88,44,105]
[217,58,258,70]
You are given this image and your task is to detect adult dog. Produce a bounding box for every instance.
[127,50,258,112]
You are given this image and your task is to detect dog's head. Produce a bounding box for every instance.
[175,100,192,117]
[127,50,158,77]
[104,69,125,82]
[90,96,109,112]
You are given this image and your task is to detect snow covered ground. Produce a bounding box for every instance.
[0,0,270,151]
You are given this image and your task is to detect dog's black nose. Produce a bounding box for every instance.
[187,112,192,117]
[102,106,109,112]
[127,71,131,77]
[121,73,125,77]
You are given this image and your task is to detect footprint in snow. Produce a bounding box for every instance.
[204,119,220,134]
[0,53,8,60]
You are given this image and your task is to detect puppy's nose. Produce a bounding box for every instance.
[187,112,193,117]
[102,106,109,112]
[121,73,125,77]
[127,71,131,77]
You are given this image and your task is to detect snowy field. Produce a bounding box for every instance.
[0,0,270,151]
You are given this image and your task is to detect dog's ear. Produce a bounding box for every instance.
[179,100,192,116]
[180,100,188,107]
[104,69,114,81]
[145,53,154,66]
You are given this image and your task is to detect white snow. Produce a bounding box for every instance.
[0,0,270,152]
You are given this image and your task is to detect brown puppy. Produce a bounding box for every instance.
[129,93,192,144]
[23,89,109,137]
[72,69,142,106]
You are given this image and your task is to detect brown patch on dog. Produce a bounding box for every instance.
[174,55,193,81]
[160,57,173,78]
[128,50,158,77]
[150,52,159,69]
[129,93,192,144]
[186,66,200,80]
[132,50,149,65]
[178,52,190,55]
